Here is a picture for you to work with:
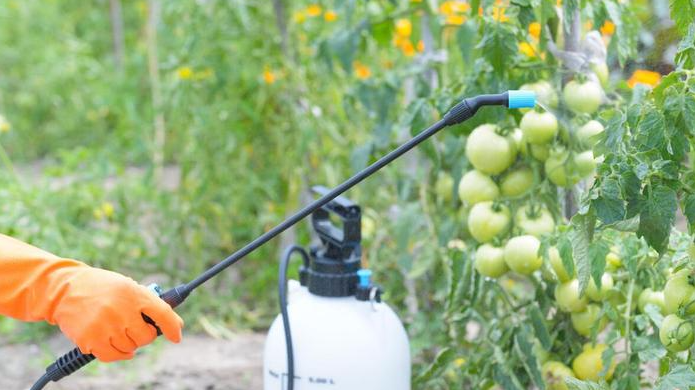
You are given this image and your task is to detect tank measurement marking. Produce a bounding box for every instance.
[267,369,336,386]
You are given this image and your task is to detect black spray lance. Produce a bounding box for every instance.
[30,90,535,390]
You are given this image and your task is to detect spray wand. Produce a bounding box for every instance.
[30,91,535,390]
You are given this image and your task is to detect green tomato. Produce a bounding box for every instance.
[500,167,533,197]
[563,80,603,114]
[549,246,572,282]
[531,143,550,161]
[514,204,555,237]
[510,128,528,156]
[586,273,614,301]
[458,170,500,205]
[466,124,517,175]
[664,270,695,315]
[590,62,610,88]
[467,201,511,243]
[638,288,666,314]
[571,304,607,337]
[605,251,622,271]
[474,244,508,278]
[576,120,605,148]
[503,235,542,275]
[572,343,615,381]
[574,150,596,177]
[434,172,455,202]
[545,149,594,188]
[555,279,588,313]
[542,361,575,390]
[520,110,558,145]
[520,81,559,109]
[659,314,695,352]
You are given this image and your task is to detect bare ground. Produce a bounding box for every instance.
[0,333,265,390]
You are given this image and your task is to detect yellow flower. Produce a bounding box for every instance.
[417,40,425,52]
[324,10,338,22]
[439,1,470,16]
[0,115,10,133]
[176,66,193,80]
[627,69,661,88]
[293,10,306,24]
[395,18,412,38]
[492,6,509,22]
[454,358,466,367]
[600,20,615,36]
[401,40,416,56]
[263,68,276,84]
[306,4,322,17]
[353,61,371,80]
[445,14,466,25]
[528,22,541,40]
[101,202,115,218]
[519,42,536,57]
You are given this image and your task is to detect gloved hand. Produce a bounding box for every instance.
[0,234,184,362]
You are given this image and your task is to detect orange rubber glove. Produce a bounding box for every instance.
[0,234,184,362]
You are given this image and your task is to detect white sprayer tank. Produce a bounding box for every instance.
[263,279,410,390]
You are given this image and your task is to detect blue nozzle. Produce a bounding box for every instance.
[357,269,372,288]
[508,90,536,109]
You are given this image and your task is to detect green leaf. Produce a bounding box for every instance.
[589,240,609,289]
[644,303,665,328]
[675,23,695,68]
[594,177,625,225]
[636,109,666,152]
[565,377,609,390]
[637,184,677,253]
[571,213,594,294]
[528,304,552,350]
[492,346,525,390]
[632,334,667,361]
[457,21,478,66]
[413,347,456,384]
[514,327,545,390]
[655,364,695,390]
[669,0,695,34]
[683,193,695,233]
[558,235,575,279]
[476,23,516,74]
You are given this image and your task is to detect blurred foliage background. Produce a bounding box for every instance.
[0,0,689,386]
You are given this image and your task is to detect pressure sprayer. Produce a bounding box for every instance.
[30,91,535,390]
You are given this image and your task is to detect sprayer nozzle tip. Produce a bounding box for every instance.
[508,90,536,109]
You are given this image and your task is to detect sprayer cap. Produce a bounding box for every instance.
[357,269,372,288]
[508,90,536,109]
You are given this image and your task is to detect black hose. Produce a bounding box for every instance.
[279,245,310,390]
[29,373,51,390]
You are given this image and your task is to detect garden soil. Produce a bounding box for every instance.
[0,333,265,390]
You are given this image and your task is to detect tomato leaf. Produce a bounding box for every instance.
[669,0,695,34]
[675,23,695,68]
[632,334,667,361]
[594,177,625,225]
[492,346,525,390]
[637,185,677,254]
[655,364,695,390]
[589,240,609,289]
[413,347,456,384]
[528,303,552,350]
[514,326,545,390]
[683,193,695,234]
[565,377,609,390]
[558,235,575,279]
[571,213,594,294]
